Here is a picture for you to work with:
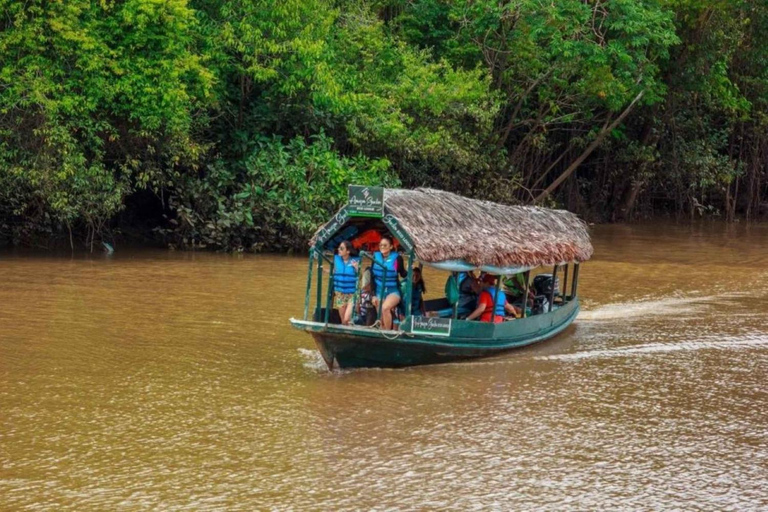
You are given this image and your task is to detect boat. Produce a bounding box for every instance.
[290,186,593,370]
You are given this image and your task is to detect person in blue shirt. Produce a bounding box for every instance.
[370,236,406,330]
[333,240,359,325]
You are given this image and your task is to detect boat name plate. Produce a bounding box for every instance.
[411,316,452,337]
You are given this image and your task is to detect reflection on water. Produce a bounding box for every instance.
[1,222,768,510]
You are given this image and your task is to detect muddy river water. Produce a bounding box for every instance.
[1,223,767,510]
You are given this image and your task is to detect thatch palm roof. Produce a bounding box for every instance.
[314,188,593,268]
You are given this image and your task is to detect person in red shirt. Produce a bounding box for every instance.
[466,274,520,322]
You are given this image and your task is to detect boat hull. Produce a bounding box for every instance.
[291,298,579,369]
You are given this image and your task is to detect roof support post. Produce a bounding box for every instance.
[562,263,570,302]
[572,263,580,298]
[351,254,363,325]
[304,249,314,320]
[315,255,323,321]
[324,255,335,325]
[549,265,559,312]
[405,251,414,319]
[452,272,459,319]
[490,276,502,323]
[523,270,530,318]
[377,264,386,324]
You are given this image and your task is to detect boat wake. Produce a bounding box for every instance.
[298,348,329,372]
[537,334,768,361]
[578,291,753,322]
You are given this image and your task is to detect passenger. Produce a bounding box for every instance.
[355,267,376,326]
[399,266,427,318]
[457,271,478,310]
[466,273,520,323]
[333,240,359,325]
[370,236,407,330]
[444,271,476,309]
[411,267,427,316]
[503,273,534,311]
[503,273,526,297]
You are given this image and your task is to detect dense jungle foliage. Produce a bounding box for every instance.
[1,0,767,250]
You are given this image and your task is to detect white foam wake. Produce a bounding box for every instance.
[297,348,329,372]
[578,292,753,321]
[538,335,768,361]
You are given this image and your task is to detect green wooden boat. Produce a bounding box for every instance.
[290,186,593,370]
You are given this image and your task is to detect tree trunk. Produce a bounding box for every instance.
[616,180,643,221]
[534,90,645,204]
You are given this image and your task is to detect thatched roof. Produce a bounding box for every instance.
[314,188,593,268]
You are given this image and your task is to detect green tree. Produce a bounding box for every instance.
[0,0,212,246]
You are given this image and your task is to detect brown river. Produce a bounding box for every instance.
[1,223,767,511]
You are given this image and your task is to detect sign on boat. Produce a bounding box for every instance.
[347,185,385,218]
[290,186,593,370]
[411,316,452,337]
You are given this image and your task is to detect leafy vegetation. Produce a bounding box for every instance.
[1,0,767,250]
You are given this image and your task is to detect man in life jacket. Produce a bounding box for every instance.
[466,273,520,323]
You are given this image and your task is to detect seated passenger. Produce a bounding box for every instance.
[457,271,478,310]
[503,273,534,311]
[411,267,427,316]
[399,266,427,318]
[445,271,477,313]
[466,274,520,323]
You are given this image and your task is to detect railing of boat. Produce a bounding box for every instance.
[303,246,581,327]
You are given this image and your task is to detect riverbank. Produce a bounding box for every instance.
[3,216,768,256]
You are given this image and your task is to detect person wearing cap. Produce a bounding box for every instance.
[466,273,520,322]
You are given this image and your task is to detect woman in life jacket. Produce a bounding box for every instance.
[333,240,359,325]
[370,236,407,330]
[466,273,520,323]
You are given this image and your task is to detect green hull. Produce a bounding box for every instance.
[290,299,579,369]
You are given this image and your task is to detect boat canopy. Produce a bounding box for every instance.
[310,187,593,273]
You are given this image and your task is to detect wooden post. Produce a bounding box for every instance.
[452,272,459,319]
[562,263,570,302]
[324,255,334,325]
[303,249,314,320]
[490,275,502,323]
[548,265,559,312]
[405,251,414,319]
[351,252,365,325]
[523,270,530,318]
[377,261,386,324]
[315,256,323,321]
[572,263,580,298]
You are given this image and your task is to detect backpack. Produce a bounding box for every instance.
[445,272,468,305]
